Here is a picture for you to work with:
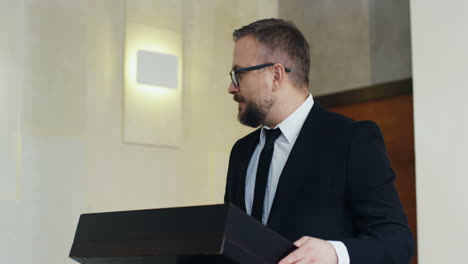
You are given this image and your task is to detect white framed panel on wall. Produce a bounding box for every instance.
[124,23,182,148]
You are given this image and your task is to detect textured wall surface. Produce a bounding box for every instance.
[279,0,412,96]
[279,0,372,96]
[369,0,412,84]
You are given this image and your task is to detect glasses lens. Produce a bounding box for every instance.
[230,71,238,87]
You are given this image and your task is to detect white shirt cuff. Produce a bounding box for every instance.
[328,240,350,264]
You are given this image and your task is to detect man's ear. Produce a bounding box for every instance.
[271,63,286,92]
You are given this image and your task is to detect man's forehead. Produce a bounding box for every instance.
[232,35,260,67]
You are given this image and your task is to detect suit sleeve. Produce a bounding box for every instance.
[341,121,414,263]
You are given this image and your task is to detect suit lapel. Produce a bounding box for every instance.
[267,103,325,231]
[234,129,261,212]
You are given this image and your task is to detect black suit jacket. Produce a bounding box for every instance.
[224,102,414,263]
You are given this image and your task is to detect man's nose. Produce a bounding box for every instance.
[228,81,239,94]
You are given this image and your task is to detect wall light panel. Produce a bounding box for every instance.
[137,50,178,89]
[124,23,182,148]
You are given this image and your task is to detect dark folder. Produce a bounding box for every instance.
[69,203,296,264]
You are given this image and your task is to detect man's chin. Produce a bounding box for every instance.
[238,113,261,128]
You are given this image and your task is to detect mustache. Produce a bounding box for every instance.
[233,94,245,103]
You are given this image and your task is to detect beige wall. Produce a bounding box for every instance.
[411,0,468,263]
[0,0,276,263]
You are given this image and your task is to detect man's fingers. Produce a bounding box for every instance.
[294,236,311,247]
[279,237,338,264]
[278,245,310,264]
[293,259,312,264]
[278,250,301,264]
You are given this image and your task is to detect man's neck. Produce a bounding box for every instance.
[264,90,310,128]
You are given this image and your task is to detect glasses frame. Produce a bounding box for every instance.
[229,63,292,87]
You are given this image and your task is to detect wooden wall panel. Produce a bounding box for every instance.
[327,94,417,264]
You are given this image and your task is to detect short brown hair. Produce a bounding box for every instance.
[233,18,310,88]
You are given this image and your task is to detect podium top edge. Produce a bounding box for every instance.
[79,203,235,216]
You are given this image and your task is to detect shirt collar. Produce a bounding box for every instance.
[261,94,314,144]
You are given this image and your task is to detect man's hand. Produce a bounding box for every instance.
[278,236,338,264]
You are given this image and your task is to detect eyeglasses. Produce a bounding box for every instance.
[229,63,292,87]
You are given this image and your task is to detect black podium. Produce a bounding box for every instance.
[69,204,296,264]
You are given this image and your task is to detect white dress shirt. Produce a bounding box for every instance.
[244,94,350,264]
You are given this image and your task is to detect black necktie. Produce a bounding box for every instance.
[251,128,282,223]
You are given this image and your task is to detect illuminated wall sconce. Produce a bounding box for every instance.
[136,50,178,89]
[124,24,182,148]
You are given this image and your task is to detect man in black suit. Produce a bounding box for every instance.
[224,18,413,264]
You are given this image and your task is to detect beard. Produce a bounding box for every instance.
[234,94,273,128]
